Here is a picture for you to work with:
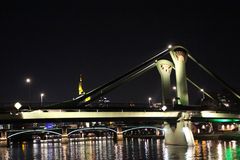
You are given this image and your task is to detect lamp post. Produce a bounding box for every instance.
[200,89,205,100]
[25,78,31,107]
[172,98,176,107]
[172,85,177,97]
[148,97,152,108]
[172,86,177,105]
[40,93,45,106]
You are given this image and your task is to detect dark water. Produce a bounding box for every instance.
[1,138,240,160]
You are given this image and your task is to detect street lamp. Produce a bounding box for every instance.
[172,85,177,94]
[148,97,152,107]
[40,93,45,106]
[200,88,205,100]
[172,98,176,107]
[25,78,31,105]
[172,86,177,105]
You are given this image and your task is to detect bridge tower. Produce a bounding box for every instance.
[79,74,85,95]
[170,46,189,105]
[156,59,174,105]
[78,74,91,102]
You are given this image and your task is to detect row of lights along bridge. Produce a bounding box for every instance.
[148,85,206,110]
[25,77,45,106]
[22,76,206,109]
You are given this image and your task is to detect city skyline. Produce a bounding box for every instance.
[1,2,239,104]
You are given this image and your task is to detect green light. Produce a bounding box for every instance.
[210,119,240,123]
[225,148,233,160]
[236,147,240,159]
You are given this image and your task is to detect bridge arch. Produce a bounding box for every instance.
[122,126,164,134]
[7,129,62,139]
[68,127,117,136]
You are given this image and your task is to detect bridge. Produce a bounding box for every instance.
[1,107,240,122]
[0,45,239,147]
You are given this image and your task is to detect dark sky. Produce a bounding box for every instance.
[1,1,240,104]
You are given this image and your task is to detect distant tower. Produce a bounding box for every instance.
[170,46,189,105]
[78,74,85,95]
[156,59,174,105]
[78,74,91,102]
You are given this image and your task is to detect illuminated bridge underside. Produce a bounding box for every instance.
[21,111,180,121]
[193,111,240,122]
[1,111,240,122]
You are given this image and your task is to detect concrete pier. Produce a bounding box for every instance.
[116,126,123,141]
[0,130,8,147]
[61,126,69,144]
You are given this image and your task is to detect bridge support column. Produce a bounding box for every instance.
[238,124,240,132]
[156,129,160,136]
[61,126,69,144]
[116,126,123,141]
[156,59,174,105]
[0,130,8,147]
[170,46,189,105]
[164,112,194,146]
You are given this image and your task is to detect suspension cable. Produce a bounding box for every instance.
[188,54,240,100]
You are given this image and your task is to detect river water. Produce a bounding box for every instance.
[0,138,240,160]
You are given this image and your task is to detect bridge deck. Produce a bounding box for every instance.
[0,110,239,123]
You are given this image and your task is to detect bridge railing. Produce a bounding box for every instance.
[0,102,57,113]
[1,102,239,113]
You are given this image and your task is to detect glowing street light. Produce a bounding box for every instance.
[172,86,176,90]
[40,93,45,106]
[26,78,31,83]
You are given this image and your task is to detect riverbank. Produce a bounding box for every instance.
[194,132,240,140]
[124,132,240,140]
[124,135,164,139]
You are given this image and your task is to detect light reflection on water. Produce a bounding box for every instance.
[1,138,240,159]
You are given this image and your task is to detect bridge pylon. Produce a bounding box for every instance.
[156,59,174,105]
[170,46,189,105]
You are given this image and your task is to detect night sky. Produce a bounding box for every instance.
[1,1,240,104]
